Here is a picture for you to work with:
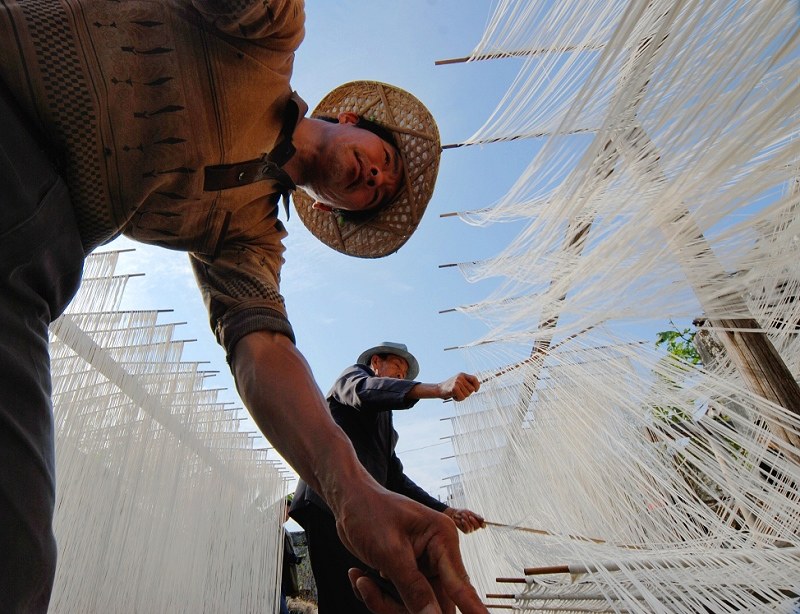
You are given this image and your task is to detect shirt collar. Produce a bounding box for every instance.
[269,92,307,167]
[269,91,308,218]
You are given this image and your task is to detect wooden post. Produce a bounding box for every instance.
[611,126,800,453]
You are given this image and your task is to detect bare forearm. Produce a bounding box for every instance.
[232,333,489,613]
[407,371,481,402]
[232,331,375,514]
[406,382,445,400]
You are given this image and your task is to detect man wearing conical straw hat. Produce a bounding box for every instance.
[0,1,487,613]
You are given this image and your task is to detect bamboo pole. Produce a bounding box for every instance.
[488,600,629,612]
[443,128,592,150]
[484,520,641,548]
[523,564,571,576]
[435,44,605,66]
[521,548,800,576]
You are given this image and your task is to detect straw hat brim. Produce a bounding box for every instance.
[293,81,441,259]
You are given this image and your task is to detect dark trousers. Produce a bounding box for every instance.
[300,505,372,614]
[0,86,85,612]
[279,589,290,614]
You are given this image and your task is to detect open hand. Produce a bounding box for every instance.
[337,487,488,614]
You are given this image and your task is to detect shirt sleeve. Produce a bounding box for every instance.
[328,365,420,413]
[386,452,448,512]
[189,213,295,361]
[192,0,305,46]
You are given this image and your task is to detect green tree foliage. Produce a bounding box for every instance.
[652,323,700,424]
[652,323,745,518]
[655,325,701,365]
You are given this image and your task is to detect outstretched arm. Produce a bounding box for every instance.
[232,331,488,614]
[407,372,480,402]
[406,374,486,534]
[387,455,486,534]
[330,365,418,413]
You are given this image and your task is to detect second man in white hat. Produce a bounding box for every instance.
[291,342,485,613]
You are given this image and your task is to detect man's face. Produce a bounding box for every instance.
[371,354,409,380]
[307,112,404,212]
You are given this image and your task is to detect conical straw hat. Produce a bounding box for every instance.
[293,81,441,258]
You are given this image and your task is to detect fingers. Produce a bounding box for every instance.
[349,569,407,614]
[350,547,483,614]
[424,531,488,614]
[337,489,488,614]
[359,526,483,614]
[459,510,486,533]
[381,552,445,614]
[445,373,481,402]
[350,567,457,614]
[448,508,486,534]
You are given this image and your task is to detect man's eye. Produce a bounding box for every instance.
[384,149,390,165]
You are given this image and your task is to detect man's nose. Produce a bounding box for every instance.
[365,165,383,188]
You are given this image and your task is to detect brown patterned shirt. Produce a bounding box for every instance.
[0,0,306,355]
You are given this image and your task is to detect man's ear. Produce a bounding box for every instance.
[312,201,334,212]
[337,111,359,125]
[370,354,382,372]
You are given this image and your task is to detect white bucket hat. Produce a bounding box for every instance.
[357,341,420,380]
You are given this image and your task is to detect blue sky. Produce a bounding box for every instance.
[109,0,546,505]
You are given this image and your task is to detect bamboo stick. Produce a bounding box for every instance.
[443,128,592,150]
[484,521,619,547]
[521,548,800,576]
[435,44,604,66]
[522,564,571,576]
